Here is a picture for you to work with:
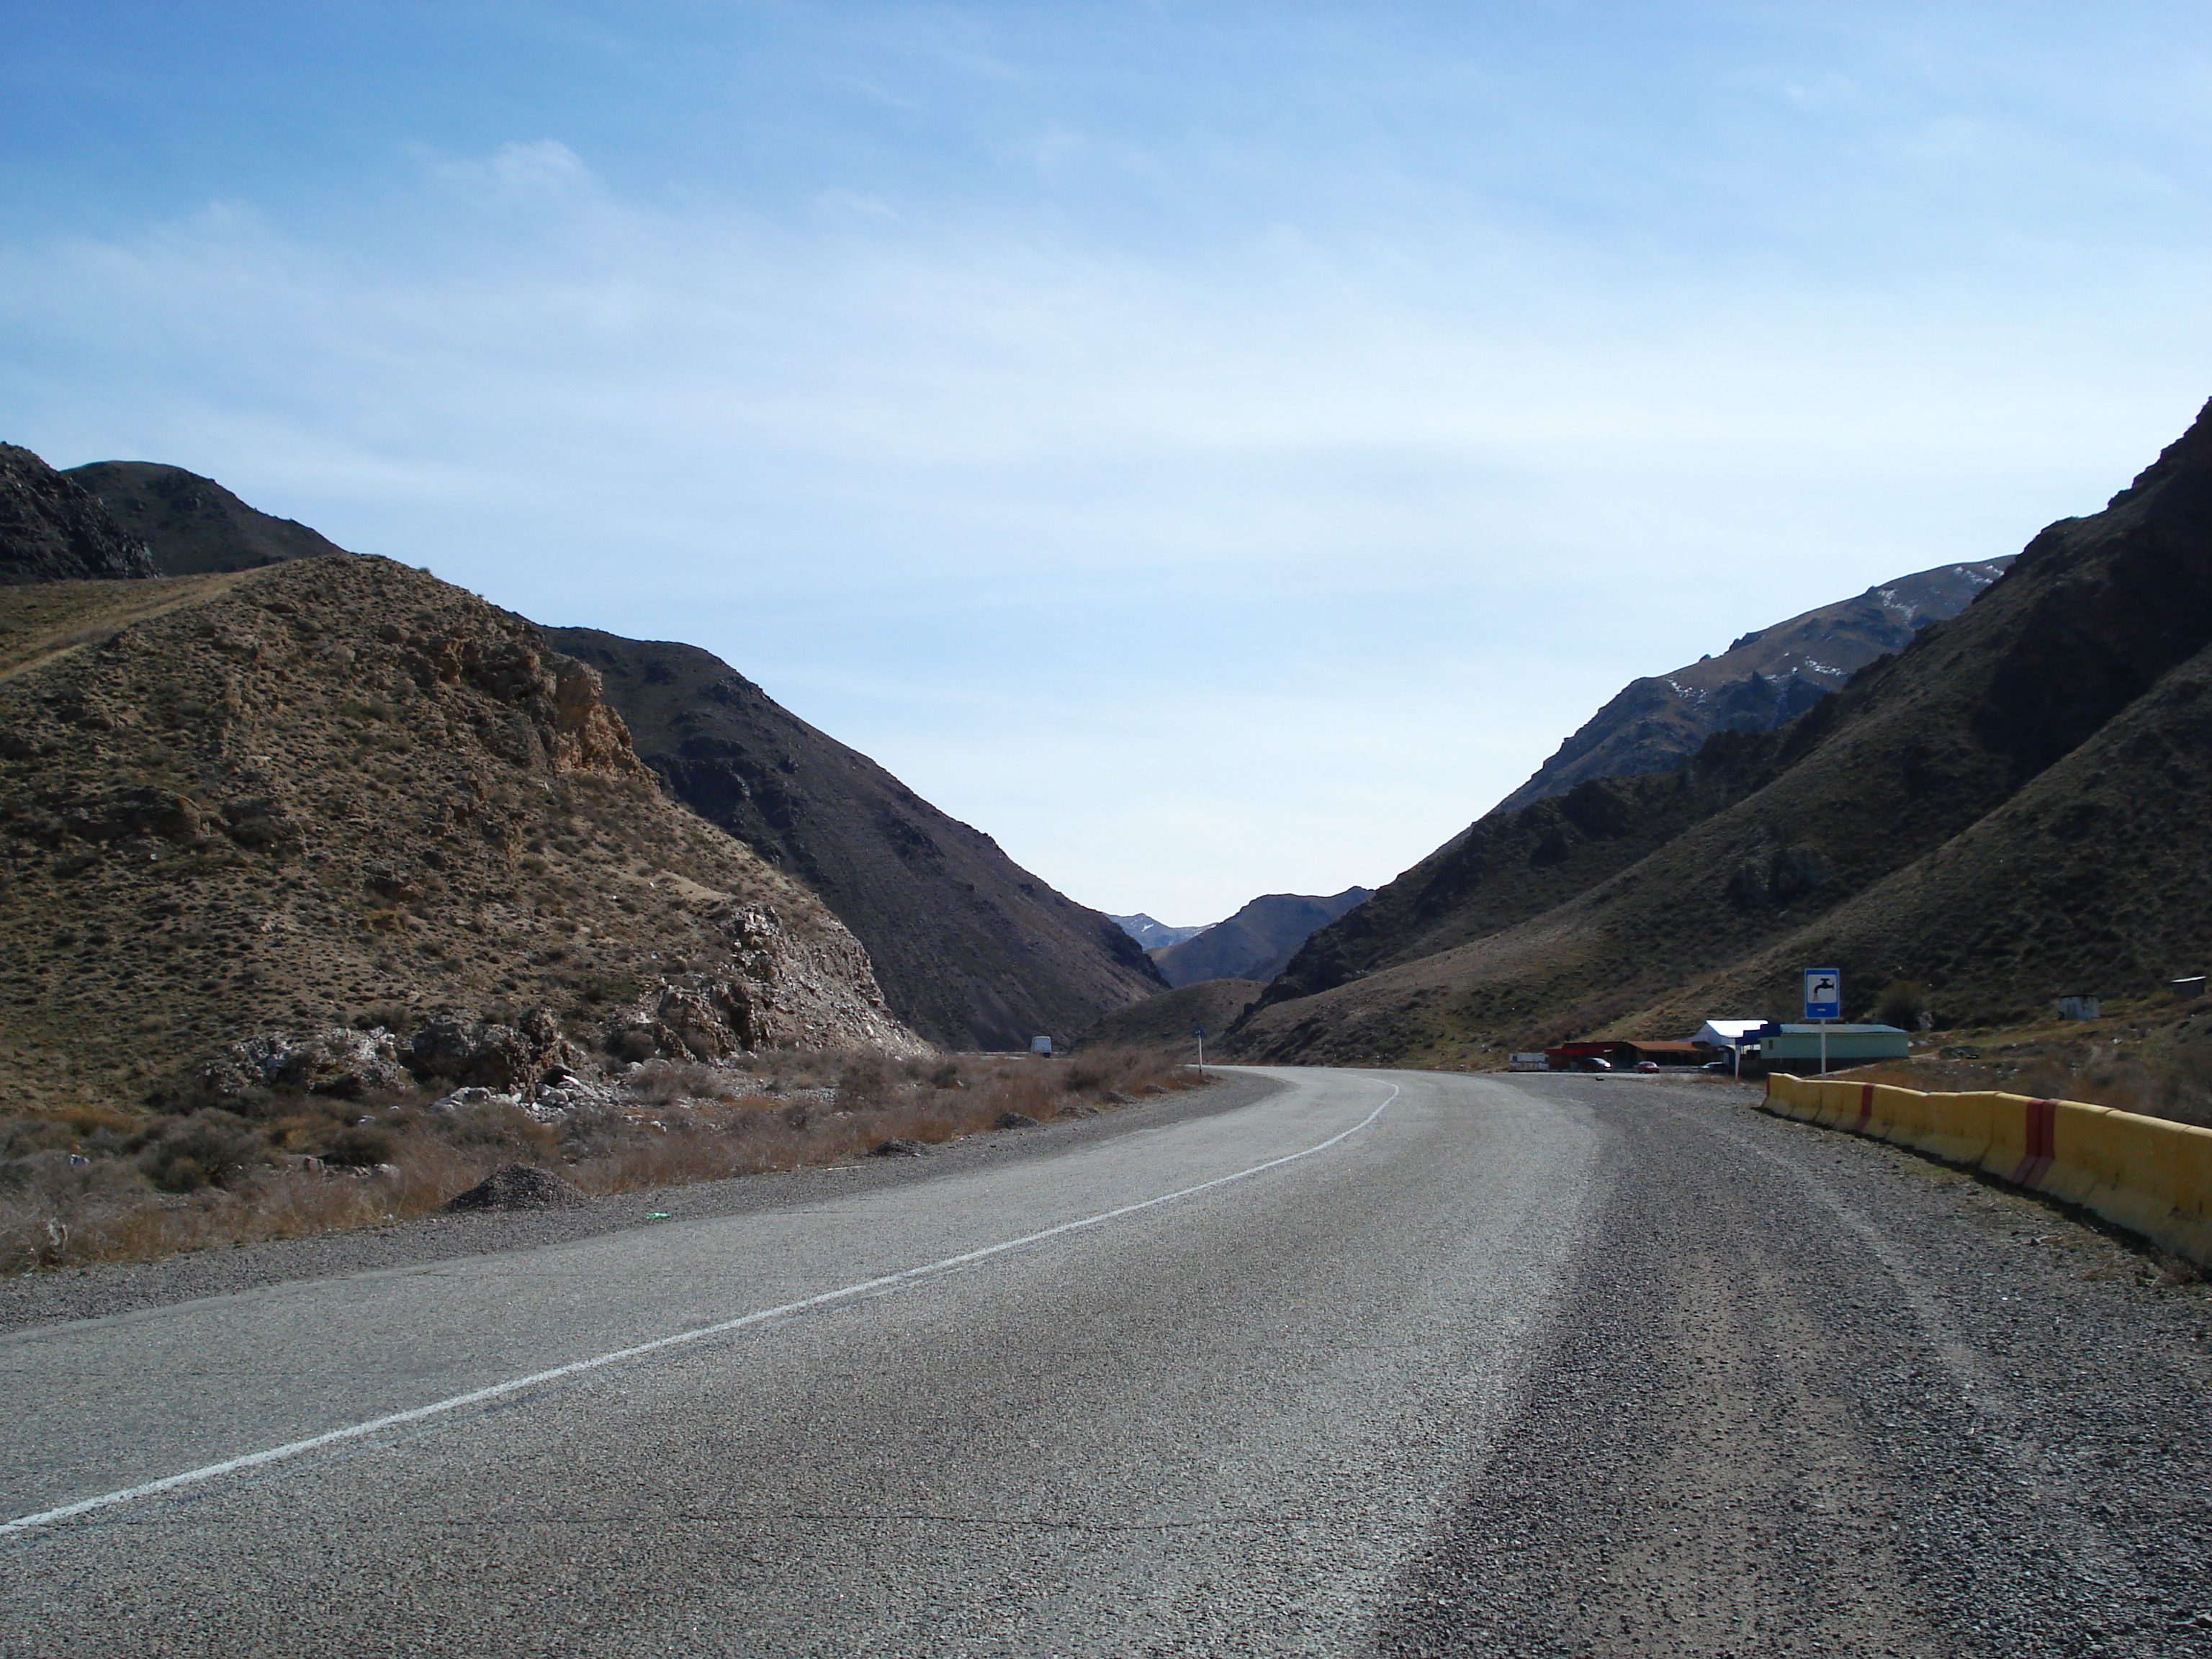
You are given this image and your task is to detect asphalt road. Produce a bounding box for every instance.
[1,1069,2207,1658]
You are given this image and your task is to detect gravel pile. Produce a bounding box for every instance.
[441,1164,589,1213]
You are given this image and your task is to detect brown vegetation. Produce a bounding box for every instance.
[0,1048,1202,1273]
[1829,993,2212,1130]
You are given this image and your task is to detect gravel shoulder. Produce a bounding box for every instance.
[1378,1074,2212,1659]
[0,1069,1282,1336]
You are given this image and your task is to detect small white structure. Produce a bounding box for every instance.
[1691,1020,1765,1051]
[1030,1035,1053,1055]
[1508,1053,1548,1071]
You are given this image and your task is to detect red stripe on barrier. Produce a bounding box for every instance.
[1853,1082,1875,1133]
[2011,1097,2057,1187]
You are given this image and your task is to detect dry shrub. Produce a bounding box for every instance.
[0,1046,1212,1270]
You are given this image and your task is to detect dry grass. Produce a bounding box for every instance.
[0,1047,1205,1272]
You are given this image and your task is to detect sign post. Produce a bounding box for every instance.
[1194,1025,1206,1068]
[1803,968,1841,1075]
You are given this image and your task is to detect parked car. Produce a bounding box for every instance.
[1701,1056,1737,1074]
[1635,1059,1660,1072]
[1578,1056,1613,1072]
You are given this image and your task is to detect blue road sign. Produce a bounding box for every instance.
[1803,968,1841,1021]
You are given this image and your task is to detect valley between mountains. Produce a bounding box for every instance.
[4,395,2211,1254]
[2,405,2210,1659]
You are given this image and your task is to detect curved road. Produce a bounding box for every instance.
[1,1068,2207,1656]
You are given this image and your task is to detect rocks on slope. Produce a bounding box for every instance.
[1235,397,2212,1064]
[1496,558,2012,813]
[66,461,352,576]
[543,626,1165,1051]
[1149,888,1372,988]
[0,444,155,585]
[0,548,920,1121]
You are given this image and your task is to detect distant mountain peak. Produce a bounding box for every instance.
[1111,914,1210,950]
[1150,888,1372,988]
[1496,557,2013,814]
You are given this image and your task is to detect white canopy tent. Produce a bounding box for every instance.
[1691,1020,1766,1050]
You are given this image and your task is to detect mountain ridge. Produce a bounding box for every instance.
[1151,887,1372,988]
[66,461,352,576]
[543,627,1165,1050]
[1496,557,2011,813]
[1231,397,2212,1064]
[9,444,1159,1054]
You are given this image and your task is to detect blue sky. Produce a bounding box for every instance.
[4,3,2208,922]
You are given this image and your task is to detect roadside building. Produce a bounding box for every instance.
[1691,1019,1766,1052]
[1746,1022,1909,1075]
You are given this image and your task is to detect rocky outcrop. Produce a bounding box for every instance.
[606,903,923,1062]
[0,534,924,1123]
[408,1007,564,1092]
[193,1026,413,1107]
[1,444,156,584]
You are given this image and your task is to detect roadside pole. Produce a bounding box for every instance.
[1803,967,1841,1079]
[1195,1025,1206,1068]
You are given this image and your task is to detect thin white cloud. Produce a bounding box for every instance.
[425,138,595,202]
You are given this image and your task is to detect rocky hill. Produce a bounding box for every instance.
[66,461,351,575]
[24,446,1159,1052]
[0,552,920,1124]
[1233,398,2212,1065]
[1150,888,1372,988]
[1496,557,2011,812]
[542,628,1165,1050]
[1,445,155,585]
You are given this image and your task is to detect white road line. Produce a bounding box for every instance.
[4,1080,1400,1538]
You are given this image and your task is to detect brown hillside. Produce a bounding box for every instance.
[543,628,1166,1050]
[1235,397,2212,1066]
[0,557,918,1121]
[66,460,352,575]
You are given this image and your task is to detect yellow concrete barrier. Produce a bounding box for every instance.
[1761,1072,2212,1270]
